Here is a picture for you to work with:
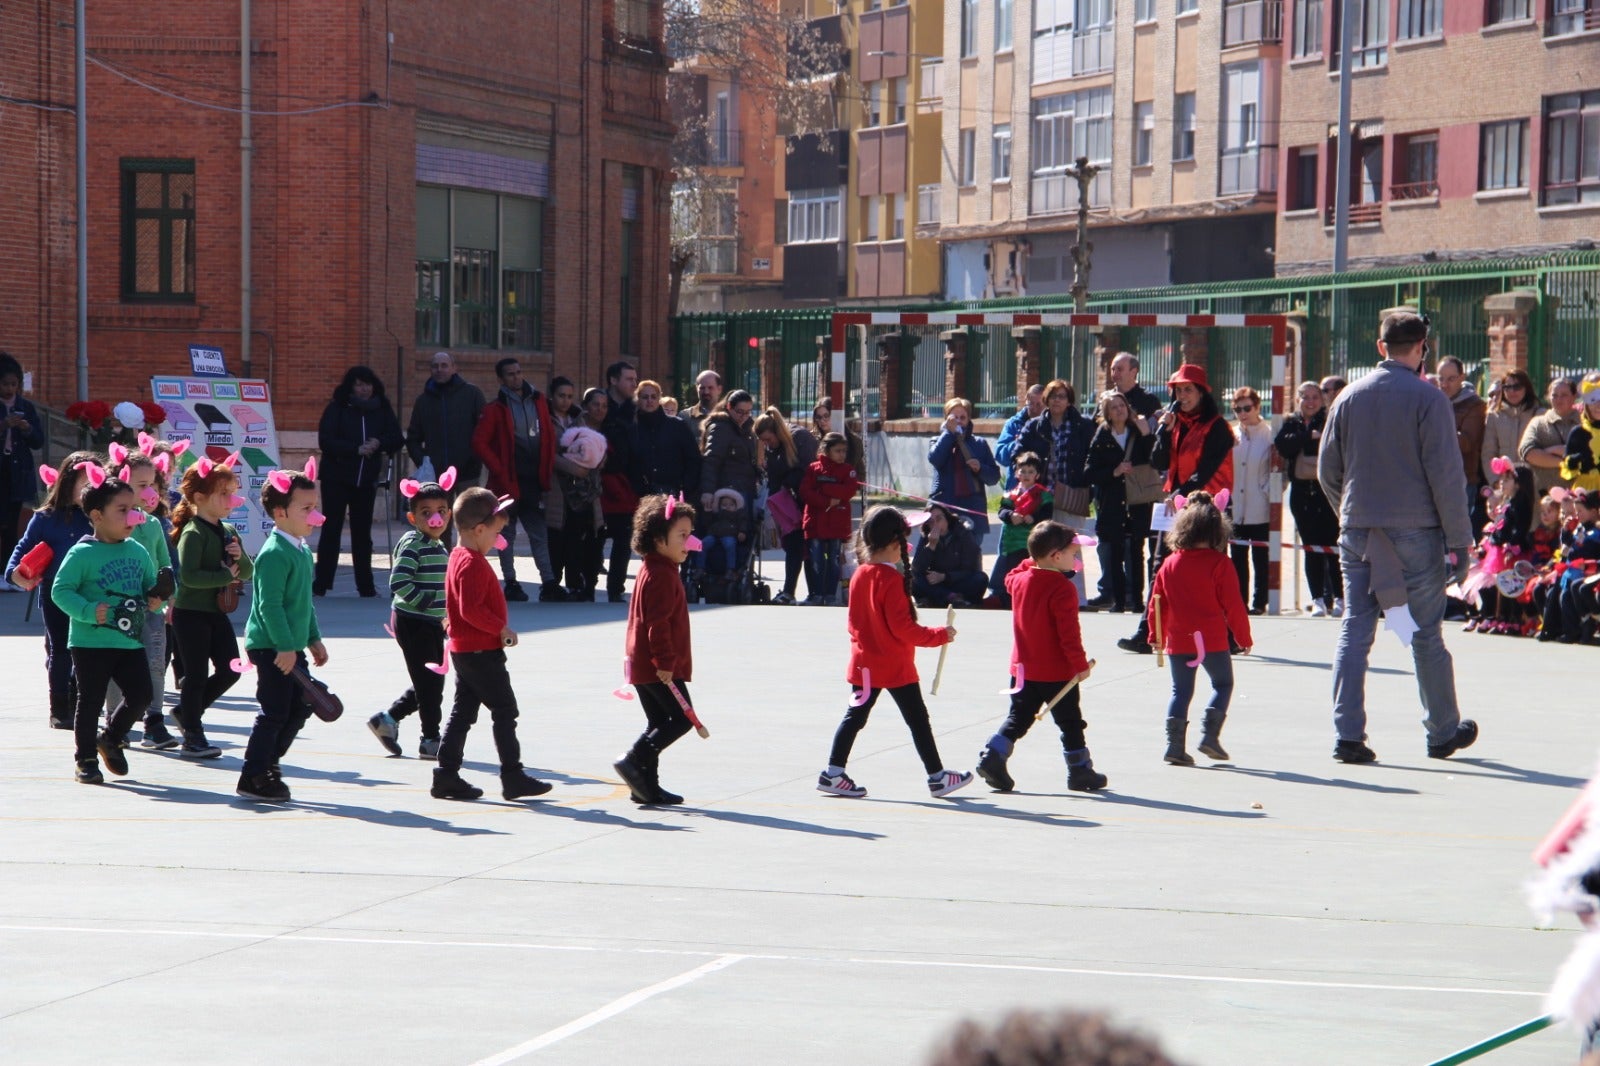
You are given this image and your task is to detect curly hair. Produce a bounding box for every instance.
[928,1010,1181,1066]
[1164,490,1231,554]
[170,462,241,544]
[632,493,698,555]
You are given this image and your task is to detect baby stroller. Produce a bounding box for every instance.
[686,496,772,605]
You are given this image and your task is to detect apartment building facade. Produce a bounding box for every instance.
[921,0,1279,301]
[1274,0,1600,275]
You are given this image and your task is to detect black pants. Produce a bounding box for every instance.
[243,648,312,778]
[829,682,943,776]
[987,549,1028,605]
[1231,521,1270,612]
[912,571,987,607]
[315,479,378,594]
[1128,534,1174,643]
[0,500,21,575]
[600,513,633,598]
[385,611,445,739]
[42,590,74,710]
[72,646,152,762]
[438,649,522,774]
[563,518,600,596]
[998,678,1087,752]
[629,681,693,756]
[780,528,814,599]
[1095,501,1152,609]
[169,607,239,739]
[1290,479,1342,605]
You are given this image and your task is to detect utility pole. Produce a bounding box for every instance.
[74,0,88,402]
[1331,0,1356,364]
[240,0,253,378]
[1066,155,1099,380]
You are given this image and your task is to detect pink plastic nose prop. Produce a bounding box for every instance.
[494,533,508,551]
[125,510,147,527]
[139,486,160,508]
[684,534,704,553]
[228,494,246,509]
[306,509,326,528]
[426,514,445,529]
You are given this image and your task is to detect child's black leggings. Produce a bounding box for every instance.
[72,646,152,763]
[630,681,693,755]
[170,607,239,738]
[385,611,446,739]
[829,683,943,776]
[999,679,1086,752]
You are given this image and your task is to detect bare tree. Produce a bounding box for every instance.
[665,0,848,316]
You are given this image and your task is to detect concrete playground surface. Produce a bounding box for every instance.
[0,561,1592,1066]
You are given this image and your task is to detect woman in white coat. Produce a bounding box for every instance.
[1229,386,1273,615]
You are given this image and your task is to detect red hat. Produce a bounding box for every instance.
[1167,363,1211,392]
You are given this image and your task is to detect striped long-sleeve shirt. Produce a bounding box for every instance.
[390,529,448,623]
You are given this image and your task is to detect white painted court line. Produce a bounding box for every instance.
[0,923,1543,999]
[464,954,746,1065]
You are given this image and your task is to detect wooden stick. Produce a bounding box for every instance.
[930,605,956,695]
[1153,595,1166,668]
[665,680,709,739]
[1034,660,1096,721]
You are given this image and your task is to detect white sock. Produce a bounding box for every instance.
[826,765,846,777]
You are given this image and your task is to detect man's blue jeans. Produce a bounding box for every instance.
[1332,527,1462,747]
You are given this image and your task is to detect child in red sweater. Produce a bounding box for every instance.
[817,506,972,799]
[975,521,1106,793]
[431,487,553,802]
[613,494,700,806]
[1146,491,1252,766]
[799,432,860,605]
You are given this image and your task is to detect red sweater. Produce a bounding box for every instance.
[625,552,692,682]
[799,455,859,540]
[1146,547,1252,655]
[846,562,949,689]
[1005,560,1091,682]
[471,393,557,498]
[446,547,507,653]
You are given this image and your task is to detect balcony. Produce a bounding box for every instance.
[1030,170,1109,216]
[785,129,849,191]
[681,130,744,167]
[916,183,942,228]
[1071,28,1114,75]
[918,58,942,105]
[1391,179,1439,201]
[1547,0,1600,36]
[1222,0,1283,47]
[1219,147,1279,195]
[1326,201,1383,225]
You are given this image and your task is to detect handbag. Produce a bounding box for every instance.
[1122,434,1167,507]
[767,486,802,536]
[1047,428,1092,517]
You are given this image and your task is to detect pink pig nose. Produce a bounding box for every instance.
[139,487,160,507]
[426,515,445,529]
[125,510,147,527]
[228,494,246,509]
[494,533,508,552]
[307,509,326,527]
[684,534,704,552]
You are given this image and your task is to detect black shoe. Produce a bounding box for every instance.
[49,716,71,730]
[312,584,328,597]
[1084,594,1114,609]
[501,769,553,800]
[504,582,530,602]
[539,582,568,603]
[652,783,684,805]
[140,719,180,750]
[236,768,292,802]
[1066,751,1108,792]
[975,747,1015,792]
[1249,606,1266,616]
[430,769,484,801]
[1117,637,1153,655]
[1427,719,1479,760]
[613,752,658,804]
[1333,739,1377,764]
[75,759,103,784]
[358,587,379,599]
[608,591,624,604]
[96,731,129,776]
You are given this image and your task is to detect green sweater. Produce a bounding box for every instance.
[173,517,254,613]
[389,529,447,622]
[244,530,320,653]
[51,536,158,649]
[130,511,171,617]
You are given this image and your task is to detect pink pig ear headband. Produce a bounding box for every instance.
[400,466,457,499]
[193,452,241,480]
[265,456,320,495]
[1172,489,1230,513]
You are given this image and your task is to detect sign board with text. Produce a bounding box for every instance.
[150,376,281,556]
[188,346,228,377]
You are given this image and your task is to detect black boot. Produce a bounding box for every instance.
[975,747,1015,792]
[1197,711,1230,761]
[642,747,683,806]
[539,581,568,603]
[430,768,484,801]
[613,748,661,805]
[501,766,553,800]
[49,692,72,730]
[1065,749,1107,792]
[1164,719,1194,766]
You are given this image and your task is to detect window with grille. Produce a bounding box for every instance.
[1478,119,1528,191]
[1395,132,1438,199]
[1543,91,1600,205]
[414,185,544,349]
[1177,0,1198,11]
[1030,89,1112,213]
[1292,0,1323,56]
[120,160,196,302]
[1397,0,1441,38]
[1136,0,1156,20]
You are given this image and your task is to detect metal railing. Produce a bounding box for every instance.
[1071,28,1114,75]
[1392,179,1440,200]
[1326,201,1383,224]
[1222,0,1283,46]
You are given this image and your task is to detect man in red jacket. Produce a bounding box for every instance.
[975,521,1106,793]
[472,358,559,602]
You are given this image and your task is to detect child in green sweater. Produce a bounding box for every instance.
[237,469,327,803]
[368,478,452,758]
[51,476,171,783]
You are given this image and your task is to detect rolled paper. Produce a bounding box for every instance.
[849,669,873,707]
[303,456,317,481]
[195,457,214,478]
[425,514,445,529]
[1073,534,1099,546]
[266,470,292,492]
[170,439,191,456]
[438,466,457,491]
[1188,631,1206,667]
[1072,555,1085,573]
[306,509,326,528]
[399,478,421,498]
[229,657,254,674]
[228,494,246,509]
[125,510,147,527]
[108,442,128,466]
[383,610,397,638]
[494,533,508,552]
[39,465,57,486]
[684,534,704,552]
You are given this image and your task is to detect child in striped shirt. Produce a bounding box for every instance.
[368,479,451,758]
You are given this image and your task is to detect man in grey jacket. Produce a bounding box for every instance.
[1318,311,1478,764]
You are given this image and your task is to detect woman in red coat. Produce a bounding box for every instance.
[816,506,972,801]
[1147,491,1252,767]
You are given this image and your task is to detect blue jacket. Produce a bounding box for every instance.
[995,408,1033,490]
[6,506,94,594]
[0,397,44,507]
[928,429,1000,538]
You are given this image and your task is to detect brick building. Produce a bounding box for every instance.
[1275,0,1600,276]
[0,0,673,450]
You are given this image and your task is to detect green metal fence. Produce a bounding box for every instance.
[669,252,1600,415]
